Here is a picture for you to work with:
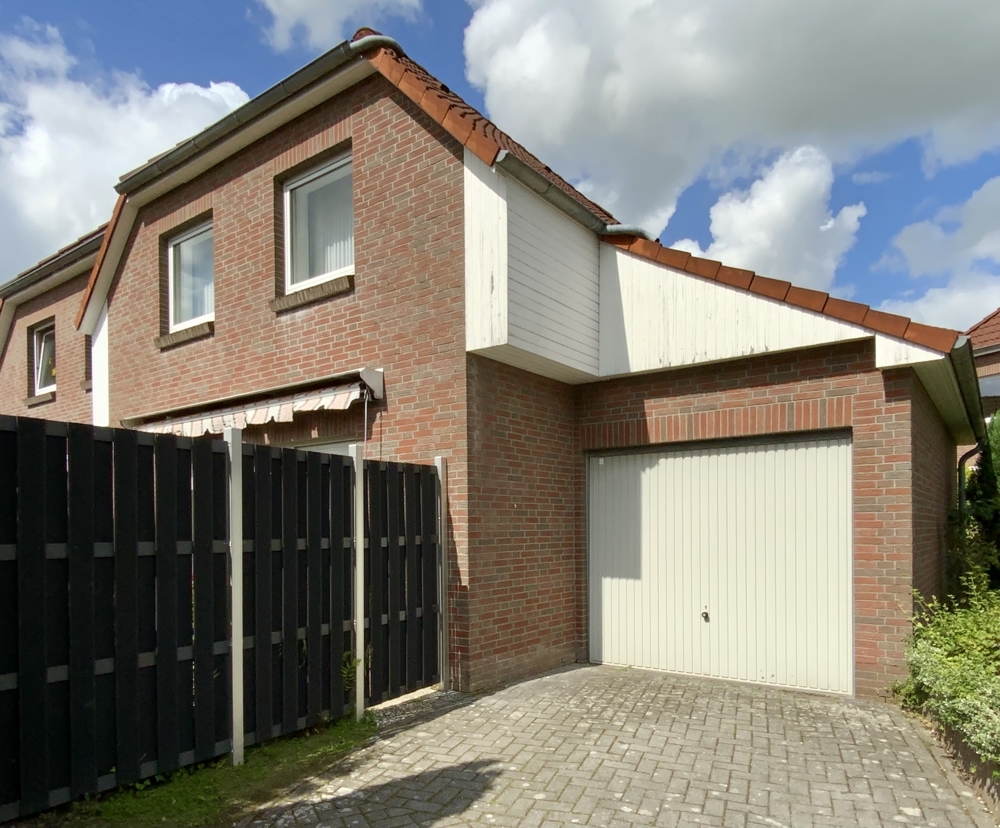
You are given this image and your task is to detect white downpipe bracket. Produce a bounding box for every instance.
[434,456,449,692]
[351,442,366,719]
[224,427,245,766]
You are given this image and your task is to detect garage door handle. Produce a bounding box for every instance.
[701,611,710,622]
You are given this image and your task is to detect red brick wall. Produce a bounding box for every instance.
[0,273,92,423]
[105,75,471,689]
[911,376,956,601]
[574,340,925,697]
[465,354,580,691]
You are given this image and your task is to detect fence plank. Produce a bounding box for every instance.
[192,438,215,762]
[306,453,322,727]
[385,464,402,697]
[280,449,298,734]
[17,418,49,814]
[420,468,439,686]
[67,424,97,797]
[403,466,421,692]
[112,430,140,786]
[154,435,180,774]
[329,458,346,715]
[0,422,19,816]
[367,463,385,704]
[252,447,273,743]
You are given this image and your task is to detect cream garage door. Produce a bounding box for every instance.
[588,434,853,694]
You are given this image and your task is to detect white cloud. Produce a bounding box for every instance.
[256,0,422,52]
[851,171,890,185]
[878,176,1000,330]
[672,147,865,292]
[464,0,1000,237]
[0,23,248,282]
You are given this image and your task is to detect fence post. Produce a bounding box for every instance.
[434,456,450,692]
[351,443,366,720]
[224,428,245,765]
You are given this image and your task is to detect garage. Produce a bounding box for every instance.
[588,433,853,694]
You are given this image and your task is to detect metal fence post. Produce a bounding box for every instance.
[224,428,244,765]
[350,443,366,720]
[434,456,449,692]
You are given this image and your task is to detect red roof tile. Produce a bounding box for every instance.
[967,307,1000,351]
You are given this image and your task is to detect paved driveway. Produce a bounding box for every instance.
[244,666,995,828]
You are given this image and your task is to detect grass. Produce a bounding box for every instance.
[22,714,377,828]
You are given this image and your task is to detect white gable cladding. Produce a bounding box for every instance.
[599,246,872,376]
[463,150,949,385]
[506,177,600,375]
[464,151,508,351]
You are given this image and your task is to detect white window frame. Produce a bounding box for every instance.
[283,154,354,295]
[167,221,215,334]
[33,322,56,395]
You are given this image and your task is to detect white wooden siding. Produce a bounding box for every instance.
[91,303,109,427]
[464,149,507,351]
[506,177,600,374]
[588,435,853,694]
[600,245,874,377]
[463,152,951,385]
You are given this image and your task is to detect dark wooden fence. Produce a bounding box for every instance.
[239,445,354,744]
[0,418,231,822]
[363,461,440,705]
[0,416,442,824]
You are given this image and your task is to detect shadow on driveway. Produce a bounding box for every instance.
[245,759,502,827]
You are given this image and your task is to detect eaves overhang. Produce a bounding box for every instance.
[0,225,104,359]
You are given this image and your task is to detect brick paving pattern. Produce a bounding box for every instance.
[242,666,996,828]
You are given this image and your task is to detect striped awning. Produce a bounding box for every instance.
[142,382,365,437]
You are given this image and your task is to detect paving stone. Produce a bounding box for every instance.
[239,666,996,828]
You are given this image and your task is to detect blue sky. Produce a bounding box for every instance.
[1,0,999,332]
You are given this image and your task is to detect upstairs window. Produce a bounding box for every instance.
[33,321,56,394]
[284,154,354,294]
[168,223,215,332]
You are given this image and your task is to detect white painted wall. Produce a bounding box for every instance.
[464,149,507,351]
[506,177,600,375]
[91,303,109,427]
[600,245,873,376]
[588,435,854,694]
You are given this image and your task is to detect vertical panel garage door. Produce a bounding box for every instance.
[588,434,853,694]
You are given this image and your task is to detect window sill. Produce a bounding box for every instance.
[80,380,93,392]
[271,274,354,314]
[26,391,55,408]
[155,321,214,350]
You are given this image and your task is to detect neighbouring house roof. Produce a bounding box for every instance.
[1,225,106,300]
[967,307,1000,352]
[73,27,964,361]
[0,224,106,360]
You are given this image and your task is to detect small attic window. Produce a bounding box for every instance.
[33,321,56,395]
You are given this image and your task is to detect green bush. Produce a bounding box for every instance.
[898,571,1000,766]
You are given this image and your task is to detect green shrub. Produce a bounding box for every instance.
[898,572,1000,765]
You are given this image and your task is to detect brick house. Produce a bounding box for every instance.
[966,308,1000,418]
[0,29,985,699]
[0,227,105,423]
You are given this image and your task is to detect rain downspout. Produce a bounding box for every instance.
[958,444,981,528]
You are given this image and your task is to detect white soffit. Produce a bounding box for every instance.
[914,359,976,445]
